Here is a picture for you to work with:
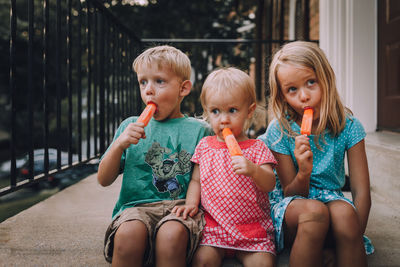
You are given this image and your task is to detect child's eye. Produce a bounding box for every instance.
[288,87,297,92]
[229,108,237,113]
[156,79,165,84]
[211,109,219,115]
[139,80,147,87]
[307,79,316,86]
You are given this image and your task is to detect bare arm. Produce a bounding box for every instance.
[231,156,275,192]
[172,164,201,219]
[97,122,146,186]
[97,144,124,186]
[347,140,371,233]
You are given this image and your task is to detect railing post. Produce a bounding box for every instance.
[28,0,34,179]
[9,0,17,187]
[99,14,105,154]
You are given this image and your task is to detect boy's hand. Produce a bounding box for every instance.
[172,204,198,220]
[231,156,256,177]
[294,135,313,179]
[116,122,146,150]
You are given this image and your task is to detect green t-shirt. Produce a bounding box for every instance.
[102,115,211,219]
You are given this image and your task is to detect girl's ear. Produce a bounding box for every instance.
[248,102,256,119]
[180,80,192,97]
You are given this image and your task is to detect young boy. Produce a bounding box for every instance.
[97,45,211,267]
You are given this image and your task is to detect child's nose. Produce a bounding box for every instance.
[299,89,310,102]
[144,83,154,95]
[220,113,230,124]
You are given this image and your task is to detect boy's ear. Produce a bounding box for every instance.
[248,102,256,119]
[179,80,192,97]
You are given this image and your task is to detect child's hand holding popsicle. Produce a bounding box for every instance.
[295,107,314,178]
[223,128,272,186]
[116,103,157,149]
[223,128,254,177]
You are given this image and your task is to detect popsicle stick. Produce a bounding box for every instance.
[222,128,243,156]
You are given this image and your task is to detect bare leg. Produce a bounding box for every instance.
[284,199,330,267]
[155,220,189,267]
[192,246,224,267]
[236,251,275,267]
[327,201,367,267]
[112,220,148,267]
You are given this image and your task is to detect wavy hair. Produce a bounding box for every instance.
[268,41,351,144]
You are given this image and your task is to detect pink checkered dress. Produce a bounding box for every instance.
[191,136,277,254]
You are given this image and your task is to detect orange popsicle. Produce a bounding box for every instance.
[222,128,243,156]
[300,107,313,135]
[137,102,157,126]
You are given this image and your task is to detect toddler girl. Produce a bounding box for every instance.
[259,41,373,267]
[173,67,277,267]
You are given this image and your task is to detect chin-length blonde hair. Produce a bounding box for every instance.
[268,41,351,143]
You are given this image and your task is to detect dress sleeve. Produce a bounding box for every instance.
[191,137,206,164]
[258,119,291,155]
[345,116,366,150]
[252,140,278,167]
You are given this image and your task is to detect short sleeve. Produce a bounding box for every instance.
[100,117,133,170]
[252,139,278,167]
[345,117,366,149]
[258,119,291,155]
[191,137,207,164]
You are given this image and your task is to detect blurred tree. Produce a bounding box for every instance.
[103,0,260,116]
[105,0,258,39]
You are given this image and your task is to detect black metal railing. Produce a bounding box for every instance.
[1,0,142,196]
[0,0,317,196]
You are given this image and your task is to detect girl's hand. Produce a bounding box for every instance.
[294,135,313,179]
[115,122,146,150]
[231,156,256,177]
[231,156,275,192]
[172,204,199,220]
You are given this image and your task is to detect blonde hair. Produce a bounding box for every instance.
[133,45,191,81]
[268,41,351,141]
[200,67,260,130]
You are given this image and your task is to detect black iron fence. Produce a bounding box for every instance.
[0,0,317,196]
[1,0,142,196]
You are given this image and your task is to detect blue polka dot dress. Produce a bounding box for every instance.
[258,116,374,254]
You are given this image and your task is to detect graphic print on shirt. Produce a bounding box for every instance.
[145,141,191,198]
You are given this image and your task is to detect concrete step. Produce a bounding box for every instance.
[365,131,400,205]
[1,174,398,266]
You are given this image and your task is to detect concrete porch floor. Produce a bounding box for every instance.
[0,131,399,266]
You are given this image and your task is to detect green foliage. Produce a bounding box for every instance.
[107,0,257,39]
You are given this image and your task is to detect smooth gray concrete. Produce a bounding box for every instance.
[0,131,399,266]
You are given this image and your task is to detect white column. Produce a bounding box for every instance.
[319,0,377,132]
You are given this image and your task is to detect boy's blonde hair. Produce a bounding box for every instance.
[268,41,351,140]
[200,67,259,130]
[133,45,191,81]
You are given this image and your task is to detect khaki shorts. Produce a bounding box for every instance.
[104,199,204,266]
